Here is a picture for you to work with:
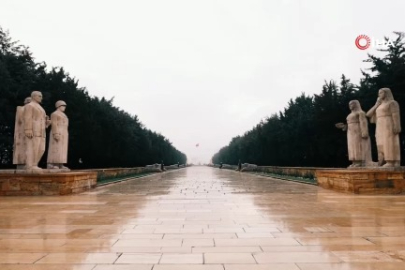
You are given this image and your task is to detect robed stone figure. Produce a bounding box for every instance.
[13,97,31,169]
[47,100,69,170]
[366,88,401,167]
[336,100,372,167]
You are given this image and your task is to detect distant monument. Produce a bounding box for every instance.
[13,97,31,169]
[23,91,50,172]
[47,100,70,170]
[366,88,401,167]
[241,163,258,171]
[336,100,372,167]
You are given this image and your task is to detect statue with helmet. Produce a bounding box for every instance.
[47,100,70,170]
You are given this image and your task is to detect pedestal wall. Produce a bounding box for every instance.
[316,169,405,194]
[0,171,97,196]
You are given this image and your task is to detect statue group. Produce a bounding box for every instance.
[13,91,70,172]
[336,88,401,168]
[12,88,401,172]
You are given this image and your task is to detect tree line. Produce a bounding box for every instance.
[213,33,405,167]
[0,27,187,169]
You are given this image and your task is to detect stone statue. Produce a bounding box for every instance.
[24,91,50,172]
[241,163,258,171]
[366,88,401,167]
[336,100,372,167]
[237,160,242,171]
[47,100,70,170]
[13,97,32,169]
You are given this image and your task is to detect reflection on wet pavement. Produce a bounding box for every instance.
[0,166,405,269]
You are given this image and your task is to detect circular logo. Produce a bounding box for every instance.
[355,35,371,50]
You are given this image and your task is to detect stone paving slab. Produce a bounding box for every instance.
[0,166,405,269]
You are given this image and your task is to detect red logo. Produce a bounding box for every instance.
[355,35,371,50]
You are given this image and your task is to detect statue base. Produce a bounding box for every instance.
[316,168,405,194]
[11,168,71,174]
[347,166,405,171]
[0,171,97,196]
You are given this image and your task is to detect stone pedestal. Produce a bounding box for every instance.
[316,169,405,194]
[0,171,97,196]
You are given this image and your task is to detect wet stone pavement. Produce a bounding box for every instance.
[1,166,405,270]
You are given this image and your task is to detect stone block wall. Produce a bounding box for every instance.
[81,167,162,181]
[316,169,405,194]
[254,166,319,179]
[0,172,97,196]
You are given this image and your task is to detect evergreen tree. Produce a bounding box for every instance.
[213,32,405,167]
[0,27,187,168]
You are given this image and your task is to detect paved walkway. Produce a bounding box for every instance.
[1,166,405,270]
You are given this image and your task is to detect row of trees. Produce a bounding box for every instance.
[0,27,187,169]
[213,33,405,167]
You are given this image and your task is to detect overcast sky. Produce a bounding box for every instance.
[1,0,404,164]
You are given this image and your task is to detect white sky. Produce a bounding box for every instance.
[1,0,404,164]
